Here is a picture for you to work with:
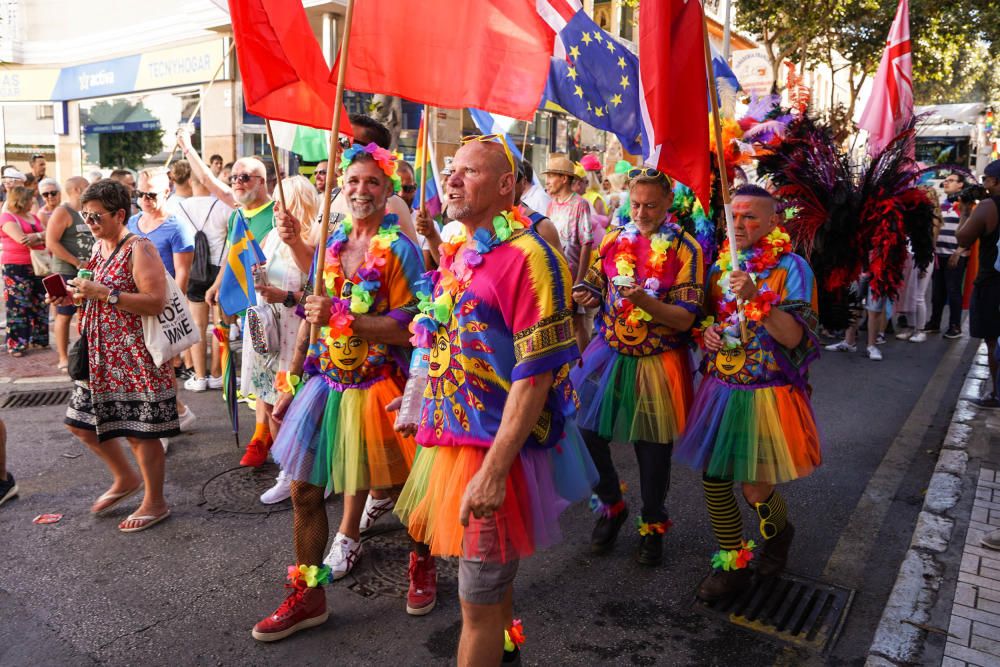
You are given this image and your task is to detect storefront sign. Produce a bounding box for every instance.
[83,120,162,134]
[1,39,226,102]
[732,48,774,96]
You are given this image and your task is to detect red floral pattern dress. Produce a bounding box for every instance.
[64,237,179,442]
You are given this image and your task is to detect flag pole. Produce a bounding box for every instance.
[311,0,356,346]
[520,115,532,156]
[263,119,288,211]
[167,41,236,169]
[418,104,430,215]
[701,7,747,342]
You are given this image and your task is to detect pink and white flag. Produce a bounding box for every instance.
[858,0,912,155]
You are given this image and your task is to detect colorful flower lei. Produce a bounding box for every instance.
[339,142,402,194]
[637,518,674,536]
[410,208,529,347]
[321,215,400,349]
[710,540,756,572]
[713,226,792,347]
[609,217,682,327]
[504,619,526,652]
[287,563,332,588]
[589,493,627,519]
[274,371,302,396]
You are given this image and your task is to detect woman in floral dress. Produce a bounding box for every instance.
[59,179,178,533]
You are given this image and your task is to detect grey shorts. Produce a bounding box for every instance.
[458,517,520,605]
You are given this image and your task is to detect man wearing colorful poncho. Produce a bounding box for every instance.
[571,167,705,566]
[394,137,596,666]
[251,144,426,641]
[675,185,822,601]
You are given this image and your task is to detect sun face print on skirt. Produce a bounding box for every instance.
[707,333,766,384]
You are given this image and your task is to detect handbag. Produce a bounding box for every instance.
[30,249,52,276]
[246,303,279,355]
[68,333,89,381]
[142,272,202,366]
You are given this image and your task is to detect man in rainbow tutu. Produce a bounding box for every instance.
[570,166,705,567]
[675,185,822,601]
[250,143,426,641]
[395,136,596,666]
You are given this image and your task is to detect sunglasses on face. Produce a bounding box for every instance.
[460,134,516,176]
[81,210,113,224]
[229,173,262,185]
[401,185,417,194]
[314,169,327,177]
[40,191,59,198]
[136,190,158,201]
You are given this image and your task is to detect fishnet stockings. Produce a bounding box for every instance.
[291,481,328,565]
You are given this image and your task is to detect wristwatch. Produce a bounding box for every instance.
[283,290,296,308]
[107,289,120,306]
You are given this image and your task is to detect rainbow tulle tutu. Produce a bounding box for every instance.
[271,374,416,494]
[674,375,821,483]
[572,338,694,443]
[396,423,597,562]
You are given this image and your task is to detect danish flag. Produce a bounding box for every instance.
[857,0,912,155]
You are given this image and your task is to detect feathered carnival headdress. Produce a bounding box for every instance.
[339,142,402,194]
[755,115,935,329]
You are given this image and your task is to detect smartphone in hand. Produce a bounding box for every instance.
[42,274,69,299]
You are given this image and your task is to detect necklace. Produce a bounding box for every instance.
[713,226,791,346]
[321,214,400,344]
[609,216,682,327]
[410,208,528,347]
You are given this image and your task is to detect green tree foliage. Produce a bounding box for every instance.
[84,99,165,169]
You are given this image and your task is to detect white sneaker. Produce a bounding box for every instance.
[207,375,224,390]
[825,341,856,352]
[184,376,209,392]
[359,495,396,534]
[161,438,169,454]
[895,330,913,341]
[178,406,197,431]
[909,332,927,343]
[260,470,292,504]
[868,346,883,361]
[324,532,362,580]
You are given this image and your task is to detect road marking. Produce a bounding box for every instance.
[822,336,972,589]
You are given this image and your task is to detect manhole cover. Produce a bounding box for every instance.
[200,464,292,514]
[1,388,73,409]
[344,528,457,599]
[695,572,854,653]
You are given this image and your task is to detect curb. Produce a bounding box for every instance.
[865,343,990,666]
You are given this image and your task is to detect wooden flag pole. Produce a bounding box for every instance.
[701,9,747,342]
[418,105,430,215]
[311,0,356,346]
[166,41,236,169]
[520,116,532,157]
[263,119,288,211]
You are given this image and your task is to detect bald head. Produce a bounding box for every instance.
[234,157,266,178]
[445,141,516,225]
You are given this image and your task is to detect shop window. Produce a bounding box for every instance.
[79,89,200,170]
[36,105,53,120]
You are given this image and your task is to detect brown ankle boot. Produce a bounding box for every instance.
[696,568,753,602]
[756,522,795,578]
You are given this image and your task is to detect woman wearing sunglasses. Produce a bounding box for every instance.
[126,168,197,436]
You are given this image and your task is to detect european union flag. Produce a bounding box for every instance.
[218,209,266,316]
[542,10,643,155]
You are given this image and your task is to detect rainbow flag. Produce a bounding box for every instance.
[414,110,442,218]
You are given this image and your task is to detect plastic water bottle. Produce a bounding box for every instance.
[396,348,430,429]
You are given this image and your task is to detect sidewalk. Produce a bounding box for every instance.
[868,343,1000,666]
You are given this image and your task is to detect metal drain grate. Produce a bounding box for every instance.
[695,572,854,653]
[345,527,457,599]
[199,464,293,515]
[0,388,73,409]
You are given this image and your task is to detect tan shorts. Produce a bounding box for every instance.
[458,517,520,605]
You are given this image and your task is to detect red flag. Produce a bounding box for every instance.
[637,0,711,210]
[857,0,912,155]
[336,0,555,120]
[228,0,352,135]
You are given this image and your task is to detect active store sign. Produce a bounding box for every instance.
[1,39,226,102]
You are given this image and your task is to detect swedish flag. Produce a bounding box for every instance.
[219,209,266,316]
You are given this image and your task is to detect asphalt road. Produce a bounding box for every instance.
[0,332,977,666]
